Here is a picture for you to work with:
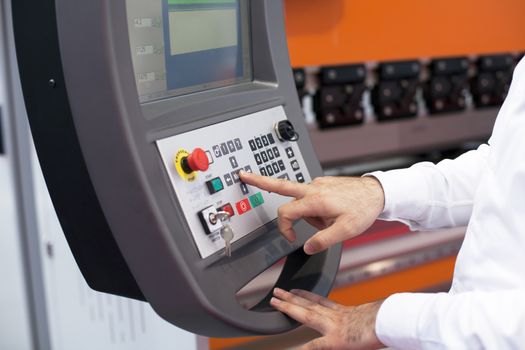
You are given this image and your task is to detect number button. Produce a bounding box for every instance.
[255,137,263,149]
[272,147,280,158]
[249,140,257,151]
[261,151,269,163]
[254,153,263,165]
[262,135,269,147]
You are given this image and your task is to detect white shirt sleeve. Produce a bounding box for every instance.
[376,289,525,349]
[367,143,490,230]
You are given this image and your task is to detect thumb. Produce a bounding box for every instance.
[303,217,356,255]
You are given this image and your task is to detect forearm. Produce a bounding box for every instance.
[376,289,525,349]
[368,144,490,230]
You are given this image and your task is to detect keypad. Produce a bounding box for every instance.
[248,132,301,180]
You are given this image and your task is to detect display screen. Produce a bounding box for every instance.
[126,0,252,103]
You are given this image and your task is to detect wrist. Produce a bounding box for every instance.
[361,176,386,215]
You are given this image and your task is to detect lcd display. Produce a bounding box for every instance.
[126,0,252,103]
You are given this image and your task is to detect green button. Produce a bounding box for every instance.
[211,178,223,191]
[249,192,264,208]
[206,177,224,194]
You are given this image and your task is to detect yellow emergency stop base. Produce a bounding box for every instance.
[174,149,197,182]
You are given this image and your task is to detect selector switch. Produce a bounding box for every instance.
[274,120,299,142]
[206,177,224,195]
[198,206,223,235]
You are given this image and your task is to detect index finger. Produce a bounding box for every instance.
[239,171,308,198]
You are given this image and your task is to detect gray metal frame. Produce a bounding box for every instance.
[15,0,342,337]
[1,0,51,348]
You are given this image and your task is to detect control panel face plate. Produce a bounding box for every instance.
[157,106,312,259]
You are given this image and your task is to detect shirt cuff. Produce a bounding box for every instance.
[364,168,429,223]
[375,293,435,350]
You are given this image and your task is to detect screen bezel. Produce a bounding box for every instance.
[126,0,253,103]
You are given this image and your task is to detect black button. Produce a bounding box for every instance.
[266,165,274,176]
[240,183,249,195]
[255,137,263,149]
[278,173,290,180]
[229,156,238,168]
[260,167,267,176]
[295,173,305,183]
[262,135,269,147]
[234,138,243,150]
[220,143,229,155]
[267,150,275,160]
[261,151,269,163]
[249,140,257,151]
[272,162,280,174]
[272,147,280,158]
[254,153,263,165]
[267,133,275,144]
[227,141,236,153]
[224,174,234,186]
[278,160,285,171]
[285,147,294,159]
[231,170,241,183]
[291,160,300,171]
[244,165,253,173]
[212,145,222,158]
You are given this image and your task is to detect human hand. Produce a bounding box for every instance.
[271,288,384,350]
[239,172,385,255]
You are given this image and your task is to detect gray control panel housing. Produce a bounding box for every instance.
[14,0,342,337]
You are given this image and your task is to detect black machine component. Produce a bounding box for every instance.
[372,60,420,122]
[425,57,470,115]
[293,68,307,103]
[314,64,367,129]
[471,54,515,108]
[275,120,299,142]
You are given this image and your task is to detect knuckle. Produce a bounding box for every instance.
[302,310,316,325]
[340,221,354,234]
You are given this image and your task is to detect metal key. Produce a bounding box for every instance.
[220,224,235,257]
[215,211,234,257]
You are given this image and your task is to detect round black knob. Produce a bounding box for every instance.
[275,120,299,142]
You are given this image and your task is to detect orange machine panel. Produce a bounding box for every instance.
[285,0,525,67]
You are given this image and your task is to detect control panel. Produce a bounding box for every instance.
[157,106,311,259]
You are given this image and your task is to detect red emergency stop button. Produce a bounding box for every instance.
[182,148,209,174]
[235,199,251,215]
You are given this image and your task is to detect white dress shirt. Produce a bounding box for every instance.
[370,57,525,349]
